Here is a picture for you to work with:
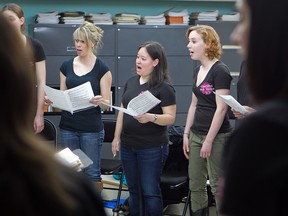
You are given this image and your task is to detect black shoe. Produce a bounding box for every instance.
[120,198,130,215]
[192,207,209,216]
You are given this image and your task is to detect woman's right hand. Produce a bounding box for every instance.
[232,106,255,119]
[112,138,120,157]
[183,134,190,159]
[44,95,53,105]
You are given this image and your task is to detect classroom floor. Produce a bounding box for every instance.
[101,175,217,216]
[104,202,217,216]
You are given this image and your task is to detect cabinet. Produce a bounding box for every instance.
[193,21,242,71]
[33,22,241,127]
[33,24,116,87]
[115,25,195,125]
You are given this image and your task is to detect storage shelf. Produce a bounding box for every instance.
[36,21,241,126]
[137,0,236,1]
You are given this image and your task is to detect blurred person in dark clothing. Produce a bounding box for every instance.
[0,14,107,216]
[219,0,288,215]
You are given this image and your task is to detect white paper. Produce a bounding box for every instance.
[106,90,161,116]
[214,92,247,114]
[44,81,96,114]
[55,147,83,170]
[55,147,79,164]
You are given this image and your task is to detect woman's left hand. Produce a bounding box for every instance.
[134,113,154,124]
[200,141,212,158]
[44,95,53,105]
[90,95,104,106]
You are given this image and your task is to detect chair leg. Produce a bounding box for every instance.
[182,190,191,216]
[112,171,124,212]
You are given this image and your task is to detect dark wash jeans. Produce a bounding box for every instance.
[120,144,168,216]
[60,128,104,182]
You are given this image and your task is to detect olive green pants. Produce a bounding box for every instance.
[188,132,230,212]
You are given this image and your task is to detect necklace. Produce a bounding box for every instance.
[139,77,148,85]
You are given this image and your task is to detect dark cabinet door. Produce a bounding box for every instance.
[33,24,116,56]
[117,26,189,56]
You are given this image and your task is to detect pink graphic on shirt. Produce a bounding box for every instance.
[200,82,213,95]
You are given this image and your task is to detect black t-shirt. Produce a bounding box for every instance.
[27,36,46,63]
[59,58,110,132]
[191,61,233,135]
[234,61,254,126]
[26,36,46,113]
[121,75,176,149]
[237,60,251,106]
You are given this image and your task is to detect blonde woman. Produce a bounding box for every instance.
[46,21,112,190]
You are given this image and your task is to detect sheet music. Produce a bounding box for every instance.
[44,81,96,114]
[214,92,247,114]
[104,91,161,116]
[66,82,95,110]
[44,85,69,111]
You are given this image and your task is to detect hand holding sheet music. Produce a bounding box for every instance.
[55,148,93,172]
[55,147,84,171]
[44,81,96,114]
[214,92,248,114]
[105,90,161,116]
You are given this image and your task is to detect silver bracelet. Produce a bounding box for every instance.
[153,114,158,122]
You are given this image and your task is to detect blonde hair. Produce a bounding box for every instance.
[73,21,104,55]
[186,25,222,60]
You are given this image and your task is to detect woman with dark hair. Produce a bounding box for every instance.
[219,0,288,215]
[0,14,107,216]
[112,41,176,215]
[1,3,46,134]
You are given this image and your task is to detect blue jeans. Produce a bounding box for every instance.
[60,129,104,182]
[120,145,167,216]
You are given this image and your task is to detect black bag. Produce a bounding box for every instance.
[165,125,186,172]
[167,125,184,146]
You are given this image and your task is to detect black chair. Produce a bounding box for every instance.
[101,119,126,213]
[161,140,192,216]
[160,125,191,216]
[162,125,213,216]
[39,118,57,150]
